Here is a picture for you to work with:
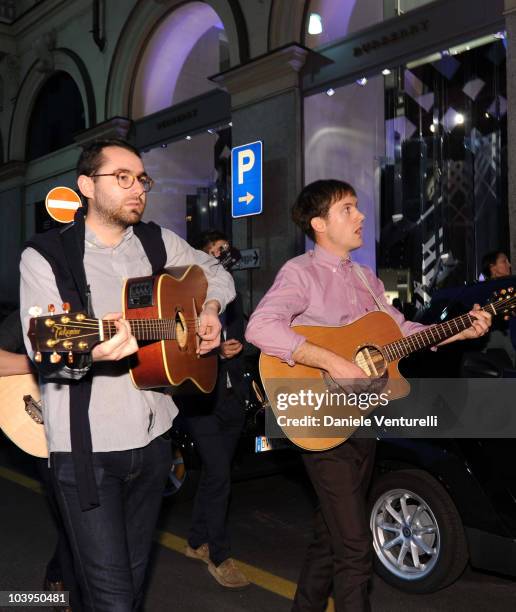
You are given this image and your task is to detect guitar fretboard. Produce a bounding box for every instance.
[101,318,197,341]
[383,303,499,362]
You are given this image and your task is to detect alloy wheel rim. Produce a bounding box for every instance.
[370,487,440,580]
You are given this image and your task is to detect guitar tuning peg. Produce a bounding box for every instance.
[28,305,42,317]
[34,351,42,363]
[67,351,74,365]
[48,304,55,314]
[62,302,71,313]
[50,351,62,364]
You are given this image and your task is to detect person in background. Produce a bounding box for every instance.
[481,251,512,280]
[181,229,250,589]
[480,250,515,365]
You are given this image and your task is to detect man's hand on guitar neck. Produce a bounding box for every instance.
[92,313,139,362]
[438,303,492,346]
[197,301,223,355]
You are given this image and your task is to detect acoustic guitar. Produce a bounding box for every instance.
[28,265,217,394]
[259,288,516,452]
[0,373,48,458]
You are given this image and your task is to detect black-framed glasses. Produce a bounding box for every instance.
[90,171,154,193]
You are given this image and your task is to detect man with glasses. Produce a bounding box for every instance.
[20,139,236,611]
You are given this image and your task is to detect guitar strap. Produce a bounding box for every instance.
[24,208,167,511]
[352,264,387,313]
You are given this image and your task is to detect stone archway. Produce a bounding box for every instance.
[105,0,247,120]
[8,49,94,161]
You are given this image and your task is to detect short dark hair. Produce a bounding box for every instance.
[481,250,504,279]
[195,229,228,251]
[291,179,357,241]
[76,139,141,178]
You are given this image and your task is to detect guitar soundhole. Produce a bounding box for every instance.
[354,345,387,378]
[174,311,188,350]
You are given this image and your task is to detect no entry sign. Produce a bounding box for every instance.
[45,187,82,223]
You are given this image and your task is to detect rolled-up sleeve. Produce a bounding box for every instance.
[245,262,309,365]
[161,228,235,312]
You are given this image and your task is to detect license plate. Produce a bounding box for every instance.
[255,436,273,453]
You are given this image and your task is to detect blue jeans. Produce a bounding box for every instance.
[51,434,172,612]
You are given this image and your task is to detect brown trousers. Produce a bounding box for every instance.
[293,438,377,612]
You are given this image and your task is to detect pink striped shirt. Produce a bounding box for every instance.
[246,244,426,364]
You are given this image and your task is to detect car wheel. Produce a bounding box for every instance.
[163,445,199,501]
[369,469,468,593]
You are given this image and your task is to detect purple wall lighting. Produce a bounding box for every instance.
[132,2,223,119]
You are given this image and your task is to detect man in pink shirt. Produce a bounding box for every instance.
[245,179,491,612]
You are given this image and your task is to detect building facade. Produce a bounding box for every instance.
[0,0,511,313]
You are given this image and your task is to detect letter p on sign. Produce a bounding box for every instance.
[238,149,255,184]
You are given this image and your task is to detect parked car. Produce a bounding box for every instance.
[369,437,516,593]
[368,276,516,593]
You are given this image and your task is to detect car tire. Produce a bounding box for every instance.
[163,444,200,502]
[368,469,468,593]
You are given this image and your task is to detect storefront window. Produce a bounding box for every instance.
[304,32,508,305]
[304,74,384,272]
[141,127,232,245]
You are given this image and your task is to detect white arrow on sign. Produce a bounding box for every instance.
[238,192,254,205]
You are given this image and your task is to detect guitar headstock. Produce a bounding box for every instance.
[27,303,99,364]
[489,287,516,318]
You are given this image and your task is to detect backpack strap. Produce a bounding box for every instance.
[134,221,167,274]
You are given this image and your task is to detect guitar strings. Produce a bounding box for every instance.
[35,317,204,347]
[383,294,516,362]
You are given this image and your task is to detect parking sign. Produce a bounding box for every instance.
[231,141,263,218]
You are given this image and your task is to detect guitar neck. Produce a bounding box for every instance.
[100,318,195,342]
[383,303,497,361]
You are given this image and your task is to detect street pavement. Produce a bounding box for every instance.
[1,435,515,612]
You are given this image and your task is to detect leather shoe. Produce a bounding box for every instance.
[208,558,250,589]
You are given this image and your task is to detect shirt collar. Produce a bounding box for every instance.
[311,243,353,269]
[85,225,134,249]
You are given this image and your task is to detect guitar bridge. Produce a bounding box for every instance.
[23,395,44,424]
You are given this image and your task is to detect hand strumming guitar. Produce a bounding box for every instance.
[197,301,222,355]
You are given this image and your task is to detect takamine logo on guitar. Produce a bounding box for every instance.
[54,326,81,339]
